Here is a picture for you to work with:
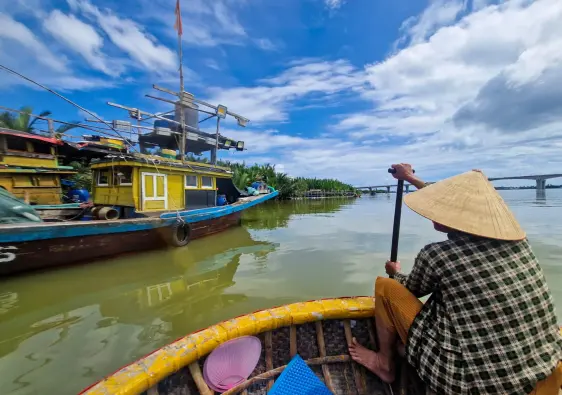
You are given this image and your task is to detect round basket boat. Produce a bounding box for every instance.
[80,297,427,395]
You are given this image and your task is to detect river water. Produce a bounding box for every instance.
[1,189,561,395]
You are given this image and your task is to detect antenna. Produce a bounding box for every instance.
[0,64,138,149]
[148,85,249,164]
[174,0,187,161]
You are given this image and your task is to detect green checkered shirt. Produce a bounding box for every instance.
[392,233,562,394]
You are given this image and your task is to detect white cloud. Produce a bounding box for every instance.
[396,0,467,48]
[336,0,562,141]
[0,13,67,72]
[139,0,247,47]
[0,13,112,91]
[472,0,494,11]
[204,59,221,71]
[214,0,562,185]
[325,0,345,10]
[220,128,310,154]
[3,0,561,184]
[207,59,366,123]
[254,38,277,51]
[68,0,177,73]
[137,0,276,50]
[43,10,121,76]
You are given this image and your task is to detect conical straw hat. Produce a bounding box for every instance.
[404,170,526,241]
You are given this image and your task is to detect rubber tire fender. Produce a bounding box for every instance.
[169,221,191,247]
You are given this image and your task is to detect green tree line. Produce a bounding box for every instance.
[220,161,357,200]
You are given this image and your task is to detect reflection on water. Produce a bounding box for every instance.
[244,198,353,230]
[1,192,561,395]
[0,227,281,395]
[536,189,547,204]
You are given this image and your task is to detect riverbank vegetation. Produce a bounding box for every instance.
[222,162,357,200]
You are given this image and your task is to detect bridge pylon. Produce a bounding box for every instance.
[536,179,546,191]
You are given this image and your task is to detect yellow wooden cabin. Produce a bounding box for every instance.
[0,129,75,205]
[90,156,235,216]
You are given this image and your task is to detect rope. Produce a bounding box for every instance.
[0,64,223,219]
[0,64,137,152]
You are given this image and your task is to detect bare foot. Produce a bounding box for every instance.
[348,337,395,383]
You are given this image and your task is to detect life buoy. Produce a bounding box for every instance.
[169,221,190,247]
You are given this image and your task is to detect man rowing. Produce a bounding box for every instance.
[349,164,562,394]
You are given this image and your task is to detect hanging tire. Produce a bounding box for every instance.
[169,221,190,247]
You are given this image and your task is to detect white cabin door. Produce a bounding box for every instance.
[141,172,168,211]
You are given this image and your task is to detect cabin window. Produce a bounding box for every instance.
[33,143,52,155]
[114,167,132,186]
[185,175,198,188]
[6,136,27,152]
[97,170,109,186]
[201,176,214,189]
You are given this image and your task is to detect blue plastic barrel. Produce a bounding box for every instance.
[217,194,227,206]
[69,189,90,203]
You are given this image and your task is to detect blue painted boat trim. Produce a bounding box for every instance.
[33,203,82,209]
[0,191,278,243]
[0,220,171,243]
[160,191,278,222]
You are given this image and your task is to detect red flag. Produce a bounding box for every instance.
[174,0,183,36]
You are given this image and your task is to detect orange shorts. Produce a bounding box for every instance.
[374,277,562,394]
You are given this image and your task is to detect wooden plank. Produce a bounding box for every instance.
[290,325,297,357]
[188,362,213,395]
[315,321,335,393]
[0,135,7,153]
[5,150,55,159]
[265,331,274,390]
[343,320,366,395]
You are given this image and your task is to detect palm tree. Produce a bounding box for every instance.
[0,106,78,136]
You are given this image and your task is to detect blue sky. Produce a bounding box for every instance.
[1,0,562,186]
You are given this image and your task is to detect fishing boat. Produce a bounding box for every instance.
[0,165,277,275]
[0,113,136,221]
[79,297,562,395]
[0,99,278,277]
[80,297,427,395]
[0,85,278,276]
[0,127,80,214]
[0,21,282,276]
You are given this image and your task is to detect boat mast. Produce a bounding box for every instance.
[175,0,187,162]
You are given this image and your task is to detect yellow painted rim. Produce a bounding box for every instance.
[80,297,375,395]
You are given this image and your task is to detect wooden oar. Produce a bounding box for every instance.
[387,167,415,395]
[387,167,414,262]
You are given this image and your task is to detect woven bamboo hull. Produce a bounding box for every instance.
[82,297,426,395]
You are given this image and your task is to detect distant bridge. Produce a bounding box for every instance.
[488,174,562,191]
[355,184,415,194]
[356,173,562,194]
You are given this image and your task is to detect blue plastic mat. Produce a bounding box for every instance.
[268,355,332,395]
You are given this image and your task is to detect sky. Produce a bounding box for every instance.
[1,0,562,186]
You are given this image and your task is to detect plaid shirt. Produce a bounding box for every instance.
[392,233,562,394]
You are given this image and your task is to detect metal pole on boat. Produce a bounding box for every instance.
[214,116,221,164]
[48,119,55,137]
[175,0,187,161]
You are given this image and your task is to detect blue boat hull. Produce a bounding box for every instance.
[0,192,278,276]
